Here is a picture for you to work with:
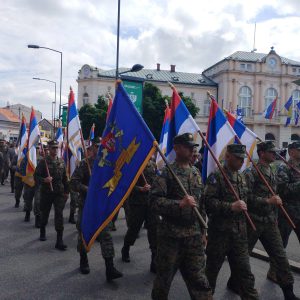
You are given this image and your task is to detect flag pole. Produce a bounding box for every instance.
[79,129,91,176]
[155,145,208,229]
[39,137,53,192]
[231,132,296,229]
[206,92,256,231]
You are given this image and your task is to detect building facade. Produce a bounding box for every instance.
[4,104,42,123]
[0,108,20,142]
[203,47,300,147]
[77,47,300,147]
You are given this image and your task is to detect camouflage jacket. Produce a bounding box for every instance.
[128,159,157,206]
[276,159,300,221]
[34,155,69,195]
[150,161,204,238]
[70,157,94,210]
[204,166,248,232]
[244,161,277,223]
[0,145,10,168]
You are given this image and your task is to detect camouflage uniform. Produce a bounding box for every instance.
[70,157,115,258]
[151,161,211,300]
[69,190,78,223]
[13,155,24,207]
[204,165,258,299]
[34,154,69,233]
[244,161,294,288]
[0,143,10,185]
[0,151,3,185]
[122,160,158,260]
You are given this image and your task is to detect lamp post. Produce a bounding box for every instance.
[28,44,62,121]
[32,77,57,132]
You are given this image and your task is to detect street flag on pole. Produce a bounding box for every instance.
[236,106,244,123]
[225,110,257,171]
[23,107,40,187]
[55,126,64,158]
[284,96,293,127]
[81,82,156,251]
[164,84,200,164]
[264,97,277,119]
[202,96,236,183]
[67,87,83,176]
[295,102,300,126]
[156,103,170,171]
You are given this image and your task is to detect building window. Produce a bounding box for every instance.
[238,86,252,117]
[203,97,210,116]
[265,88,278,113]
[83,92,89,105]
[293,68,297,73]
[265,133,275,141]
[240,63,252,71]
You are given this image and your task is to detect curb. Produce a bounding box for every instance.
[252,248,300,274]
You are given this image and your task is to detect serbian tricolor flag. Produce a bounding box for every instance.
[23,107,40,187]
[88,123,95,145]
[202,97,236,183]
[67,87,83,176]
[264,97,277,119]
[165,85,200,163]
[156,104,171,170]
[55,126,64,158]
[225,110,257,171]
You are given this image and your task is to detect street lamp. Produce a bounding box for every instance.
[119,64,144,76]
[28,44,62,121]
[32,77,57,132]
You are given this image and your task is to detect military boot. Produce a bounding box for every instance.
[39,227,46,241]
[14,200,20,208]
[105,258,123,282]
[267,267,278,284]
[282,285,300,300]
[150,253,156,274]
[226,277,240,295]
[121,245,130,262]
[80,252,90,274]
[55,231,67,251]
[35,215,41,228]
[68,213,76,224]
[24,211,30,222]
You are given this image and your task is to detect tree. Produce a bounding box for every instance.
[142,82,200,140]
[78,96,108,139]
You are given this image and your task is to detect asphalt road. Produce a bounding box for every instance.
[0,184,299,300]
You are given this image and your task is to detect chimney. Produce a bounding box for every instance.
[170,64,176,72]
[156,63,160,71]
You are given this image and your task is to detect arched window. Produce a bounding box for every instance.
[291,134,300,141]
[265,133,275,141]
[292,90,300,120]
[83,92,89,105]
[238,86,252,117]
[265,88,278,111]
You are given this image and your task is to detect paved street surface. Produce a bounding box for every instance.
[0,184,299,300]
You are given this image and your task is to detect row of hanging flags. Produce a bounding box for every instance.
[14,82,299,251]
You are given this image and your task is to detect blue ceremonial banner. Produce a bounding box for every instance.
[81,82,157,251]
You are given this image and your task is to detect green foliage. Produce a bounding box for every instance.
[78,95,108,139]
[142,82,199,140]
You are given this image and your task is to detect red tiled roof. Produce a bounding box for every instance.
[0,108,20,122]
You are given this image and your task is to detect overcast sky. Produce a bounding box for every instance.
[0,0,300,119]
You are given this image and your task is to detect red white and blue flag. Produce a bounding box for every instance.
[163,85,200,164]
[264,97,277,119]
[55,126,64,158]
[67,87,83,176]
[17,114,28,166]
[226,110,257,171]
[202,97,236,183]
[156,104,171,170]
[88,123,95,146]
[24,107,40,187]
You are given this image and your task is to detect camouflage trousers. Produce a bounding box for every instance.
[14,175,23,202]
[23,184,41,216]
[152,234,212,300]
[40,193,66,232]
[248,220,294,288]
[76,208,114,258]
[123,203,157,254]
[69,190,78,215]
[206,227,258,300]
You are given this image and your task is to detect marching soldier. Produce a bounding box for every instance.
[204,144,258,299]
[0,139,10,185]
[121,159,158,273]
[34,140,69,250]
[151,133,212,300]
[267,141,300,283]
[70,138,123,282]
[229,141,298,300]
